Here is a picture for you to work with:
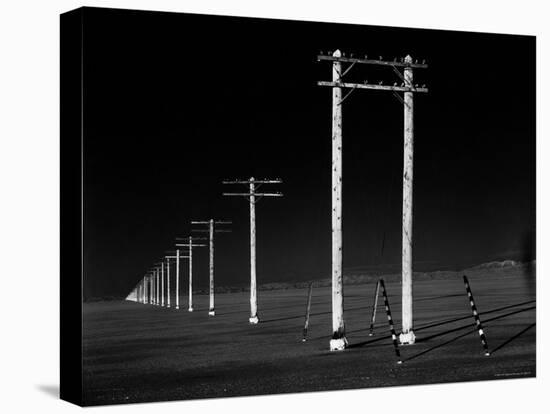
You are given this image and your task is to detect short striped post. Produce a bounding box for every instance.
[463,275,490,356]
[368,279,381,336]
[302,282,314,342]
[379,278,402,364]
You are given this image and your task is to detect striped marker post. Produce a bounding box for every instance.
[369,279,381,336]
[302,282,314,342]
[463,275,490,356]
[379,278,402,364]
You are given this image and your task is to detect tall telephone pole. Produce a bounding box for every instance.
[175,237,207,312]
[223,177,283,324]
[191,219,232,316]
[318,50,428,348]
[164,251,190,310]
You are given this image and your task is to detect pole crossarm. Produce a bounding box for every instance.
[192,229,232,233]
[318,81,428,93]
[317,54,428,69]
[191,220,233,225]
[223,179,282,185]
[222,192,283,197]
[175,243,207,247]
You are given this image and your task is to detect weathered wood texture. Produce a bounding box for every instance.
[330,50,347,351]
[400,55,416,345]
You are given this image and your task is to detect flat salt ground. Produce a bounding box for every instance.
[82,270,535,406]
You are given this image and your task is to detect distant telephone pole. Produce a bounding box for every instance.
[161,261,165,307]
[155,266,159,305]
[164,251,190,310]
[191,219,232,316]
[318,50,428,348]
[175,237,207,312]
[223,177,283,324]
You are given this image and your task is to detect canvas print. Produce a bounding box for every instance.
[60,6,536,406]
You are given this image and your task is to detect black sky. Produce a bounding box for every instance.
[80,7,535,299]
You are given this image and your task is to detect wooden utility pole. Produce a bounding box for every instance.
[155,266,160,306]
[164,252,190,310]
[161,261,165,307]
[151,269,157,305]
[223,178,283,324]
[318,50,428,348]
[176,250,180,309]
[331,50,346,351]
[166,258,171,308]
[144,276,149,304]
[150,273,154,304]
[191,219,232,316]
[400,55,416,344]
[175,237,206,312]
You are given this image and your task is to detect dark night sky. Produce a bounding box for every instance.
[80,7,535,299]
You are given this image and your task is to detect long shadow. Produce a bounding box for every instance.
[416,306,536,343]
[216,299,332,316]
[261,304,372,324]
[404,329,475,362]
[414,293,464,303]
[348,305,535,350]
[414,299,536,332]
[490,323,536,355]
[402,307,536,362]
[315,299,536,341]
[347,334,395,349]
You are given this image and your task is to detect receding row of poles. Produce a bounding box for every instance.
[127,50,428,352]
[126,177,283,322]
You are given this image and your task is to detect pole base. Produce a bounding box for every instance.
[399,331,416,345]
[188,307,194,312]
[249,316,259,324]
[208,310,215,316]
[175,306,179,310]
[167,304,170,308]
[329,337,348,351]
